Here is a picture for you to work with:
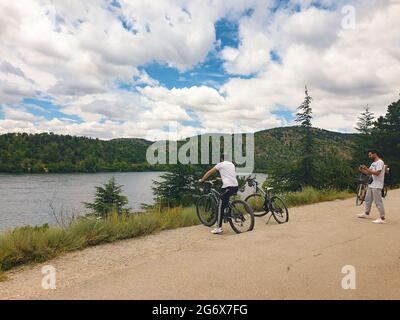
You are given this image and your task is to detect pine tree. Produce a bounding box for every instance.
[375,98,400,132]
[355,105,374,134]
[373,97,400,185]
[295,86,315,187]
[84,177,129,217]
[296,86,313,128]
[152,164,203,209]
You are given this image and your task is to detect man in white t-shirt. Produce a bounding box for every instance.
[357,150,386,224]
[199,154,239,234]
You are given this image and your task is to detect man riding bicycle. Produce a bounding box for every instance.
[199,154,239,234]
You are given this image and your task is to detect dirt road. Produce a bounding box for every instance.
[1,190,399,300]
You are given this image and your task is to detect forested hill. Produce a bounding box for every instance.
[0,127,356,173]
[0,133,153,173]
[254,126,356,171]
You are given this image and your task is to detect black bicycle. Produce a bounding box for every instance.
[196,180,255,234]
[244,175,289,224]
[356,173,369,206]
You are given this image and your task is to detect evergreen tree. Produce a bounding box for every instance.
[375,98,400,132]
[84,177,129,217]
[152,164,204,209]
[296,86,313,128]
[353,106,375,167]
[355,105,374,134]
[373,97,400,186]
[295,85,315,187]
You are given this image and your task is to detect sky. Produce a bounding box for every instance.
[0,0,399,140]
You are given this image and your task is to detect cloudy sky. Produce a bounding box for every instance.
[0,0,399,140]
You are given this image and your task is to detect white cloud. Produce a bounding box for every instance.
[2,107,40,122]
[217,0,400,132]
[0,0,399,138]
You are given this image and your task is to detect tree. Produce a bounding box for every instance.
[295,85,315,187]
[375,98,400,132]
[296,86,313,128]
[373,97,400,186]
[84,177,129,217]
[355,105,374,134]
[152,164,203,209]
[353,106,376,167]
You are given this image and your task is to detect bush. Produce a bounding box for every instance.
[282,186,353,207]
[84,177,129,217]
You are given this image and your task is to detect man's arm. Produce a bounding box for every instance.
[200,167,218,182]
[360,164,382,176]
[364,168,382,176]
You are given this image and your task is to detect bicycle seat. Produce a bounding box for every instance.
[266,187,274,191]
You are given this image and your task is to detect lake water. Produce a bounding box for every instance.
[0,172,162,232]
[0,172,267,232]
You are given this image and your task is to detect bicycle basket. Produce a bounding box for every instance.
[359,174,370,184]
[247,179,255,187]
[201,182,211,194]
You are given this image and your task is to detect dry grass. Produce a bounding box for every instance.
[0,207,199,274]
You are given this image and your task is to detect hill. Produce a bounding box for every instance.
[0,127,357,173]
[254,126,356,171]
[0,132,153,173]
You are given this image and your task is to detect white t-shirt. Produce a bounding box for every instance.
[215,161,238,188]
[369,159,385,189]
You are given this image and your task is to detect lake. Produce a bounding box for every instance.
[0,172,267,232]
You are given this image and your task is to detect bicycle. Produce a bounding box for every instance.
[356,173,369,206]
[196,180,255,234]
[244,175,289,224]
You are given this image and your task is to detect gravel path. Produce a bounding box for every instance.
[1,190,399,300]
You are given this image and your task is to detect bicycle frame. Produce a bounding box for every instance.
[204,182,235,222]
[247,177,275,212]
[249,179,272,199]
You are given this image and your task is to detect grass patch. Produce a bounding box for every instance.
[0,271,8,282]
[281,187,353,208]
[0,207,200,274]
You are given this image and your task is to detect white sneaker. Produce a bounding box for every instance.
[211,227,223,234]
[357,213,370,219]
[372,218,386,224]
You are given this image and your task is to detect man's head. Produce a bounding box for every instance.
[220,153,230,162]
[367,149,379,161]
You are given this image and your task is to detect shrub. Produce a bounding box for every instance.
[282,186,353,207]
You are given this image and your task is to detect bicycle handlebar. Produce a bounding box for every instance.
[198,179,219,185]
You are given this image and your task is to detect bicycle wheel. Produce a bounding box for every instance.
[228,200,255,233]
[244,193,268,217]
[270,196,289,224]
[356,184,367,206]
[382,186,388,198]
[196,195,218,226]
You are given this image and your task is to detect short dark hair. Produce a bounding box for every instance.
[367,149,379,156]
